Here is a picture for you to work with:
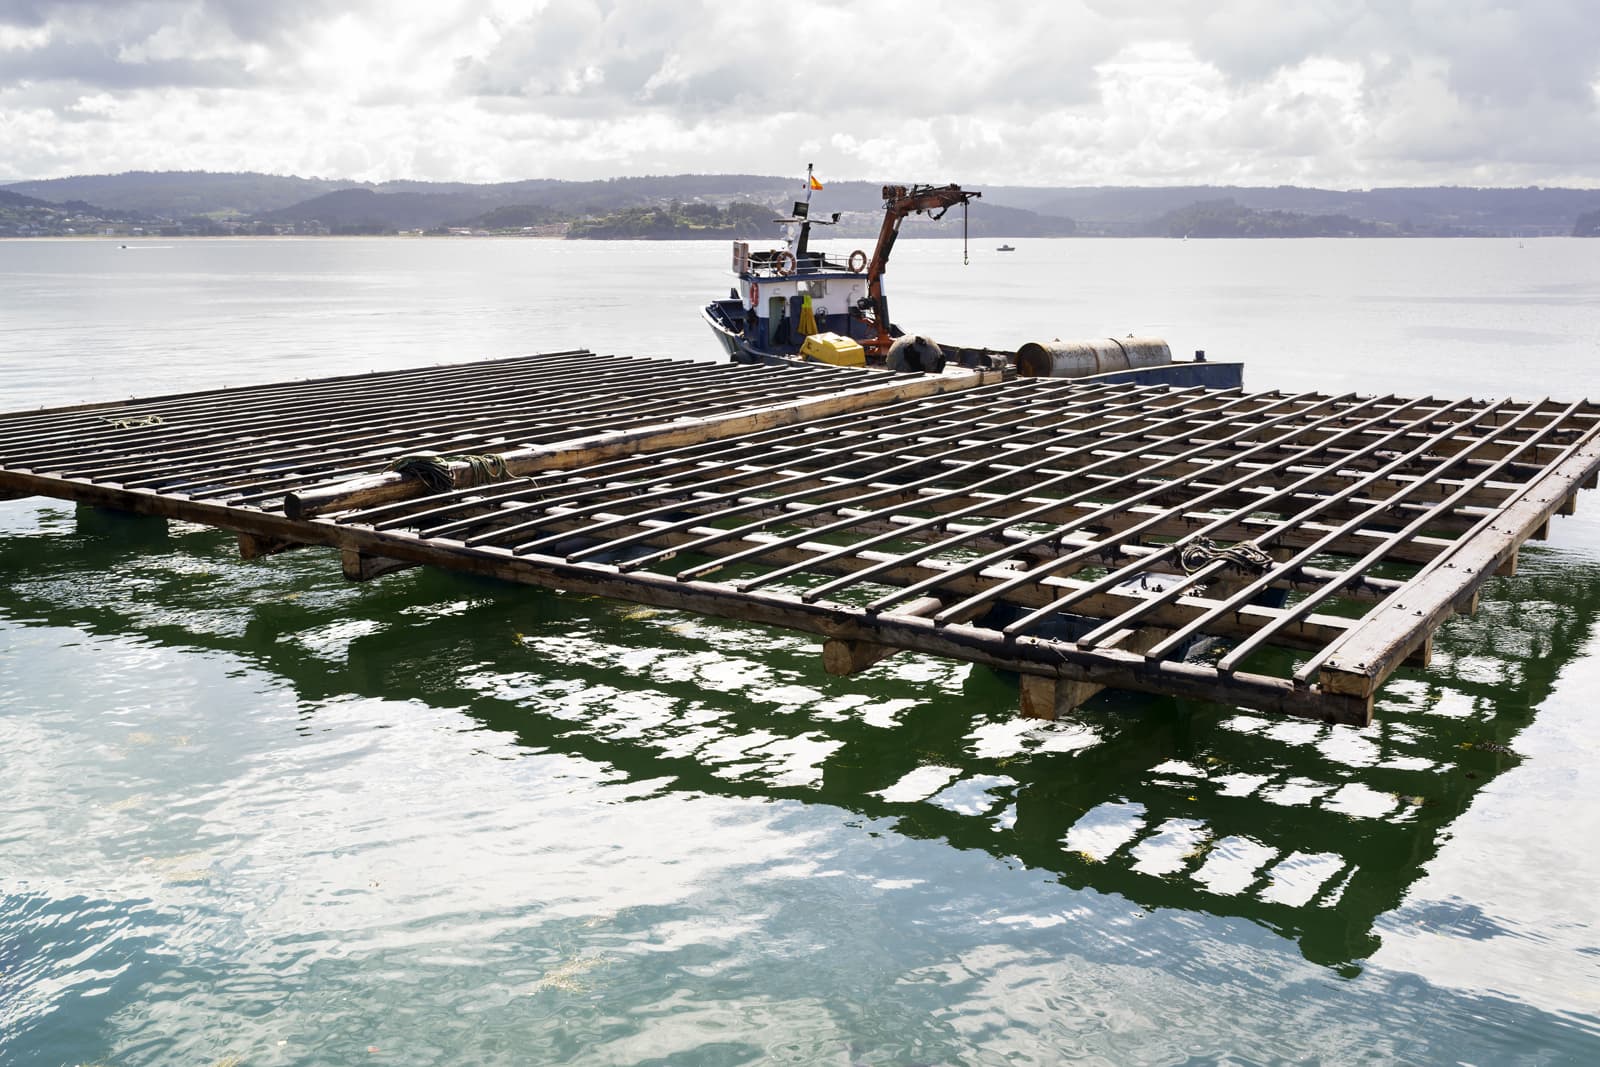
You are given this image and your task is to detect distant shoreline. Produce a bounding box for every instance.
[1,233,1582,244]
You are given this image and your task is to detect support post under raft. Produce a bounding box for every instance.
[1019,627,1169,719]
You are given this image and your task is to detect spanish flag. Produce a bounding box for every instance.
[809,174,823,191]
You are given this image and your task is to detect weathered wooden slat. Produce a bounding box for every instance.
[1311,426,1600,697]
[308,519,1377,723]
[14,361,862,483]
[934,394,1468,635]
[467,504,1361,652]
[1075,395,1516,656]
[341,548,415,582]
[1223,397,1583,678]
[1021,627,1169,719]
[237,532,308,560]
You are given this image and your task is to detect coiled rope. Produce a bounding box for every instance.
[1178,537,1275,575]
[104,414,164,430]
[385,452,510,492]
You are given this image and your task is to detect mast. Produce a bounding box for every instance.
[788,163,819,261]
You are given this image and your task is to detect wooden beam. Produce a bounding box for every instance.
[1314,430,1600,700]
[310,521,1375,722]
[491,506,1364,653]
[237,532,308,560]
[341,548,415,582]
[1019,627,1168,719]
[284,369,997,519]
[822,597,942,675]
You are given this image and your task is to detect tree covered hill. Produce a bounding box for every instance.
[3,170,364,217]
[6,171,1600,238]
[1147,199,1395,238]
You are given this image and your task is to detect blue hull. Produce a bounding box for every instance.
[702,299,1244,389]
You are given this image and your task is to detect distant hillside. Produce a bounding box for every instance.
[0,188,52,210]
[5,170,365,216]
[1,186,153,236]
[261,188,520,232]
[567,201,773,239]
[1147,198,1394,238]
[6,171,1600,238]
[1021,184,1600,236]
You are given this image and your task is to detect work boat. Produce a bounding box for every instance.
[702,168,1242,388]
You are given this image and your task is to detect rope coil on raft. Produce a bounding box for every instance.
[104,414,164,429]
[385,452,510,492]
[1178,537,1275,576]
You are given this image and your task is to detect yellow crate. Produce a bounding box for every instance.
[799,332,866,367]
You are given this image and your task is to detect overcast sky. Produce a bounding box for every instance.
[3,0,1599,187]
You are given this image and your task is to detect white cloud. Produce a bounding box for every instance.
[1,0,1598,186]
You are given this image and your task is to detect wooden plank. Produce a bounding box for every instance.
[237,532,307,560]
[1314,428,1600,698]
[550,385,1252,570]
[310,520,1375,723]
[1217,397,1576,676]
[284,369,999,518]
[1020,627,1168,719]
[822,597,943,675]
[999,395,1503,647]
[26,374,868,503]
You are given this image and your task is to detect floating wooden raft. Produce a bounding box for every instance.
[3,352,1597,726]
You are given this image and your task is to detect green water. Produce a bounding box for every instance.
[3,238,1599,1064]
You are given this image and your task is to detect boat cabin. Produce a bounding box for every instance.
[729,233,873,355]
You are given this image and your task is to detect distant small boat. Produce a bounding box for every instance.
[996,244,1015,252]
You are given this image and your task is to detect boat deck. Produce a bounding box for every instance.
[4,350,1597,726]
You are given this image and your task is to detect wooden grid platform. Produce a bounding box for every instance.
[4,353,1597,726]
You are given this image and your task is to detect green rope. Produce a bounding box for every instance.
[386,452,510,492]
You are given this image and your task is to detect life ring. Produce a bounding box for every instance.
[848,249,868,273]
[776,251,796,275]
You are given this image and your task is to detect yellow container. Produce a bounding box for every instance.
[799,332,866,367]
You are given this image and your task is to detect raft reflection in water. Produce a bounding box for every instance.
[3,503,1595,972]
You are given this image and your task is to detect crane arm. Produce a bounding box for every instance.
[857,184,981,355]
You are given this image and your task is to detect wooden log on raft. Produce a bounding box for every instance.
[283,370,996,519]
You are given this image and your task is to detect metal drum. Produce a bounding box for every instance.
[1015,336,1172,378]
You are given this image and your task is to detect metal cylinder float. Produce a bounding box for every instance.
[1015,336,1172,378]
[886,334,947,374]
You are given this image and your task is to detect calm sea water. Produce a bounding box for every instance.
[2,236,1599,1065]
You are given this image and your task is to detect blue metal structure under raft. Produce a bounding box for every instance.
[1,350,1597,726]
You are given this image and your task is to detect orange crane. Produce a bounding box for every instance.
[854,183,981,356]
